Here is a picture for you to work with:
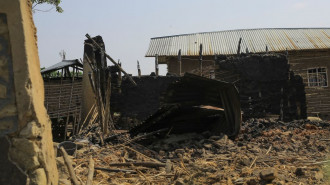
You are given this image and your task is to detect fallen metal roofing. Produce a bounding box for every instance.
[145,28,330,57]
[41,59,82,74]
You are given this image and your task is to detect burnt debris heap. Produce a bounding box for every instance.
[129,73,242,138]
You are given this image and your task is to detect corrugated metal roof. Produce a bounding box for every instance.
[41,59,82,74]
[145,28,330,57]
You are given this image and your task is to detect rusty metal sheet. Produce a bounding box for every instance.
[145,28,330,57]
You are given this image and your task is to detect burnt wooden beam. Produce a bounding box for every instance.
[237,37,242,55]
[199,44,203,76]
[155,54,159,77]
[137,60,141,77]
[178,49,182,76]
[85,34,137,86]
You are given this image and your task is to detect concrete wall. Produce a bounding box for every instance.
[0,0,58,184]
[288,49,330,120]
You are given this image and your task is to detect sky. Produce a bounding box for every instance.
[33,0,330,75]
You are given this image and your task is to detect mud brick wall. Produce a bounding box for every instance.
[0,1,58,184]
[111,76,179,125]
[215,54,307,121]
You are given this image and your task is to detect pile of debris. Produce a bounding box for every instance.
[56,119,329,185]
[55,36,328,185]
[130,73,242,138]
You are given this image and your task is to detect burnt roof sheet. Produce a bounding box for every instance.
[41,59,82,74]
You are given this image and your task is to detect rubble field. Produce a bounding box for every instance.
[58,119,330,185]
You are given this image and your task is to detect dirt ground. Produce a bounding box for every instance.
[58,119,330,185]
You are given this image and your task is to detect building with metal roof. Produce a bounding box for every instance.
[145,28,330,120]
[146,28,330,57]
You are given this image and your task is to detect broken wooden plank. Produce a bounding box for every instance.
[59,147,80,185]
[86,156,95,185]
[108,162,166,168]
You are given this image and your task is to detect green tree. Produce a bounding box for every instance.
[32,0,63,13]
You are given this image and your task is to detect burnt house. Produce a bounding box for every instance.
[145,28,330,120]
[41,59,83,140]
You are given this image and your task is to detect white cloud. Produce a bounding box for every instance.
[293,1,308,10]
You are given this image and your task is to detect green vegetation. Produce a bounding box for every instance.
[41,67,83,78]
[32,0,63,13]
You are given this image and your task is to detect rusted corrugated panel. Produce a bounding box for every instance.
[41,59,82,74]
[145,28,330,57]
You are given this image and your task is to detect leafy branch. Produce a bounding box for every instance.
[31,0,63,13]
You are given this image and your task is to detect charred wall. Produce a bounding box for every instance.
[111,76,179,128]
[215,54,307,121]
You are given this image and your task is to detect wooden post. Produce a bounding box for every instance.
[237,37,242,55]
[59,147,81,185]
[57,68,64,120]
[86,156,95,185]
[280,87,284,121]
[118,59,122,82]
[285,48,288,56]
[64,66,75,140]
[199,44,203,76]
[178,49,182,76]
[137,60,141,77]
[155,54,159,77]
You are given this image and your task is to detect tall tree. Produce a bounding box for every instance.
[32,0,63,13]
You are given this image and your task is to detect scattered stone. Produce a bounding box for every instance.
[314,171,324,180]
[260,168,276,182]
[234,177,244,184]
[238,158,249,167]
[295,168,305,176]
[246,178,258,185]
[175,149,185,154]
[274,180,285,185]
[174,178,185,185]
[203,143,212,149]
[305,124,317,130]
[165,159,172,173]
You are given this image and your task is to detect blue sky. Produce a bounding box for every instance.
[33,0,330,75]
